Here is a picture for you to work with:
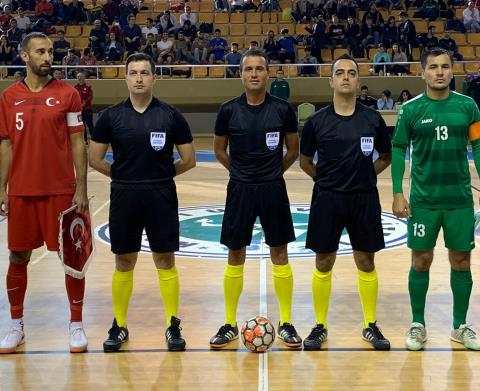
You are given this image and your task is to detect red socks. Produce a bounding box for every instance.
[6,263,28,319]
[65,275,85,322]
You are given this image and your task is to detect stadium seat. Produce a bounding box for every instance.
[333,48,349,57]
[320,65,331,77]
[230,12,245,24]
[262,23,278,34]
[189,2,200,12]
[65,25,82,38]
[451,32,467,45]
[247,13,261,24]
[467,33,480,45]
[264,12,278,23]
[321,48,332,62]
[209,66,225,78]
[82,25,94,37]
[216,23,229,36]
[288,65,298,78]
[246,24,261,36]
[279,23,295,34]
[74,37,90,51]
[193,67,208,78]
[230,24,245,36]
[101,67,118,79]
[359,63,372,77]
[199,13,214,23]
[297,103,315,126]
[428,20,445,33]
[268,65,279,78]
[452,63,465,75]
[464,62,479,73]
[214,12,229,24]
[200,2,213,11]
[118,67,126,79]
[415,20,429,33]
[459,46,476,60]
[411,47,421,61]
[475,46,480,58]
[136,13,149,24]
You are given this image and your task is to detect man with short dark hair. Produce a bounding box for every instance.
[224,42,242,78]
[89,53,196,353]
[357,85,376,108]
[270,69,290,101]
[209,50,302,350]
[209,28,227,64]
[53,30,70,64]
[300,54,392,351]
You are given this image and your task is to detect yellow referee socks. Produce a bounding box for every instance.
[358,269,378,328]
[112,269,134,328]
[224,264,244,326]
[312,268,332,327]
[273,263,293,324]
[157,266,179,328]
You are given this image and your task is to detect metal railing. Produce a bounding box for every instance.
[0,61,478,80]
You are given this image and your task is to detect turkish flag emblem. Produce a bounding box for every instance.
[58,205,95,279]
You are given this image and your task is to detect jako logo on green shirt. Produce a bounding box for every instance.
[94,204,408,259]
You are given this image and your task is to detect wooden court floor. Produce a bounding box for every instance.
[2,136,480,390]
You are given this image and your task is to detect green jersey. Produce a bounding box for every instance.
[270,79,290,101]
[392,91,480,209]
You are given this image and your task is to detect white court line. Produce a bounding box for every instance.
[30,199,110,266]
[258,238,269,391]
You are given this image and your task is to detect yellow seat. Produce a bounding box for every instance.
[411,47,421,61]
[193,66,208,78]
[246,24,261,36]
[209,66,225,78]
[279,23,295,34]
[428,20,444,33]
[101,67,118,79]
[333,48,349,57]
[262,23,278,34]
[268,65,279,78]
[287,65,298,78]
[415,20,428,34]
[468,33,480,45]
[321,48,332,62]
[359,63,372,77]
[464,62,479,73]
[136,13,149,24]
[65,25,82,38]
[230,24,245,36]
[451,33,467,45]
[459,46,476,60]
[200,2,213,11]
[320,64,331,77]
[214,12,229,24]
[74,37,90,51]
[82,25,94,37]
[216,23,229,36]
[264,12,278,23]
[199,12,214,23]
[246,13,261,23]
[453,63,465,75]
[118,67,126,79]
[230,12,245,24]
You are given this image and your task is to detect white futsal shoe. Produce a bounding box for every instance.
[405,322,427,351]
[0,319,25,354]
[451,324,480,351]
[69,322,88,353]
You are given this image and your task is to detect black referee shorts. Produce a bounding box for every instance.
[221,179,296,250]
[109,181,179,254]
[306,185,385,254]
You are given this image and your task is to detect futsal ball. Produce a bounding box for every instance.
[241,316,275,353]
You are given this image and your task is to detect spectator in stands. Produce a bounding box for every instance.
[291,0,311,22]
[86,0,103,25]
[299,46,318,76]
[394,89,412,109]
[324,0,338,18]
[53,68,64,80]
[53,29,70,64]
[270,69,290,100]
[304,16,327,62]
[248,40,259,50]
[104,31,124,62]
[230,0,244,12]
[444,4,466,33]
[174,30,194,63]
[414,0,439,21]
[110,20,125,44]
[346,16,361,51]
[0,34,11,65]
[467,67,480,109]
[179,19,197,41]
[103,0,119,25]
[74,72,94,143]
[35,0,54,23]
[279,28,297,63]
[386,0,406,13]
[382,16,397,49]
[264,30,281,63]
[390,43,409,75]
[357,85,377,108]
[67,0,87,24]
[142,17,158,40]
[157,10,178,35]
[463,1,480,32]
[53,0,69,24]
[215,0,230,12]
[192,31,209,64]
[260,0,280,12]
[0,5,13,31]
[90,19,106,59]
[362,2,384,27]
[180,4,197,27]
[439,31,463,61]
[170,0,186,12]
[14,7,30,31]
[361,16,380,55]
[225,42,242,78]
[6,19,22,49]
[119,0,136,29]
[156,31,174,65]
[13,70,24,82]
[420,25,439,51]
[377,89,394,109]
[62,48,80,79]
[209,28,227,64]
[337,0,356,21]
[328,14,347,51]
[372,43,391,75]
[79,47,97,78]
[141,32,159,61]
[397,11,417,60]
[123,14,142,56]
[243,0,258,11]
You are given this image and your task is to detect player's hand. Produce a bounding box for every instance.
[392,193,410,218]
[0,190,7,216]
[72,190,89,214]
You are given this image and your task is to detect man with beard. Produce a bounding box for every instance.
[0,32,88,354]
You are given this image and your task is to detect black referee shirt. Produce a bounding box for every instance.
[214,93,298,184]
[300,103,391,193]
[92,97,193,185]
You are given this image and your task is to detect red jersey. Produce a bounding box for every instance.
[0,79,84,196]
[74,83,93,111]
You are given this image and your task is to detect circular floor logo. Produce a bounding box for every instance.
[95,204,407,259]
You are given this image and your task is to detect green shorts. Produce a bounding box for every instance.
[407,206,475,252]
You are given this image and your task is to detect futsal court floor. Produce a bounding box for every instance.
[1,136,480,390]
